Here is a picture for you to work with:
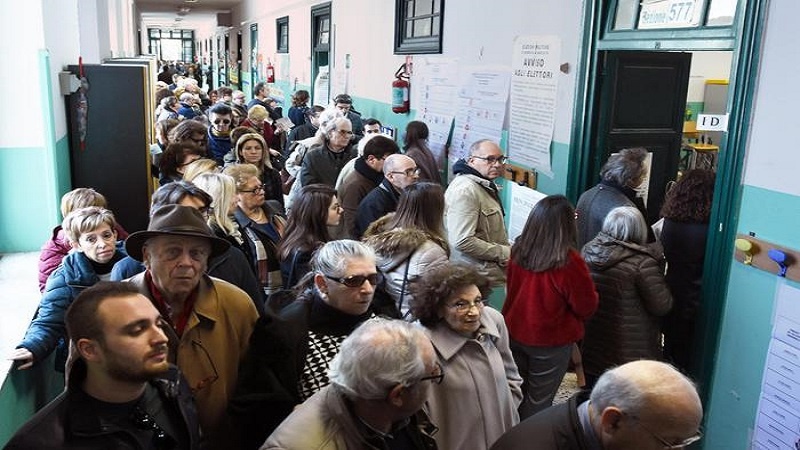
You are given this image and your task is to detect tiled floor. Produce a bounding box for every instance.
[0,253,41,376]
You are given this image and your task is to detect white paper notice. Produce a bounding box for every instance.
[450,68,511,164]
[508,36,561,176]
[508,183,547,243]
[753,282,800,449]
[414,58,459,168]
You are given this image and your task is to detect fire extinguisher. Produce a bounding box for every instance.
[392,64,410,114]
[266,61,275,83]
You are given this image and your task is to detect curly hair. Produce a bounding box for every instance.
[409,263,492,327]
[660,169,715,223]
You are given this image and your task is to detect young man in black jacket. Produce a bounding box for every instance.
[5,282,200,450]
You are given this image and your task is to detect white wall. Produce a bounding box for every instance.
[741,1,800,195]
[0,3,46,148]
[43,0,81,139]
[687,51,732,102]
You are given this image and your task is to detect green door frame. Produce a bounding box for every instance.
[567,0,769,408]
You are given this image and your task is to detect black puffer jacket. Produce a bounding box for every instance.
[580,233,673,379]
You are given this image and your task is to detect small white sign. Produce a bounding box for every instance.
[696,113,729,131]
[638,0,704,29]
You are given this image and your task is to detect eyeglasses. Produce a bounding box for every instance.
[324,272,382,288]
[446,298,489,313]
[131,407,176,449]
[213,118,232,125]
[471,155,508,165]
[418,362,445,385]
[336,129,354,137]
[199,206,214,219]
[390,167,420,177]
[240,185,265,194]
[625,413,703,449]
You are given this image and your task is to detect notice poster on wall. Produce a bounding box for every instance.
[508,35,561,176]
[413,58,459,168]
[450,68,511,163]
[752,282,800,449]
[508,182,547,243]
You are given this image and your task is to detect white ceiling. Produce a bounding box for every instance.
[135,0,242,35]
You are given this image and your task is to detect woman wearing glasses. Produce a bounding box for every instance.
[230,240,381,448]
[504,195,599,419]
[410,263,522,450]
[224,163,287,296]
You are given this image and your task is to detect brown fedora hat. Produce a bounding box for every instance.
[125,204,231,262]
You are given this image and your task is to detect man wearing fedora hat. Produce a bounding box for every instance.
[124,204,259,449]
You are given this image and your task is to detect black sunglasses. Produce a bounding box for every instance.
[324,272,382,288]
[131,407,176,449]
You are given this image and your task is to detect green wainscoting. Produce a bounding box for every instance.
[704,184,800,449]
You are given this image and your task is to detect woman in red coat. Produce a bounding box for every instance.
[503,195,598,419]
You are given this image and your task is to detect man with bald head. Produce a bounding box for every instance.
[354,153,419,238]
[491,360,704,450]
[445,139,510,288]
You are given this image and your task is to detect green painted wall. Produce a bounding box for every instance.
[0,353,65,447]
[704,185,800,449]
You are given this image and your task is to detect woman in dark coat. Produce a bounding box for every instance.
[581,206,673,388]
[659,169,715,374]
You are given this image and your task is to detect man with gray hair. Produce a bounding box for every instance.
[262,318,439,449]
[575,147,651,248]
[445,139,510,287]
[491,360,703,450]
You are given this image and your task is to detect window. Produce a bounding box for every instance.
[148,28,195,62]
[276,16,289,53]
[394,0,444,54]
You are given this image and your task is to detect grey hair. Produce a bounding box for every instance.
[590,367,647,414]
[599,147,647,186]
[590,360,700,417]
[312,239,376,277]
[468,139,496,156]
[329,317,430,400]
[322,117,351,139]
[602,206,647,244]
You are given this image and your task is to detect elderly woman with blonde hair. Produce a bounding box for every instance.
[242,104,282,153]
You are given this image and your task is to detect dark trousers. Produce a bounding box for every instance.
[510,340,572,419]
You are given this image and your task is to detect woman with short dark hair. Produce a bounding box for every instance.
[410,263,522,450]
[503,195,598,418]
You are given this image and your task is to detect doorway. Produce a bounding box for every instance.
[310,3,331,106]
[569,0,766,404]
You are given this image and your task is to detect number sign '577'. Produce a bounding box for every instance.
[638,0,704,29]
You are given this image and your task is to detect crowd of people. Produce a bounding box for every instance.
[4,61,713,450]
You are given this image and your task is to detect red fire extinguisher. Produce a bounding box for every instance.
[392,64,410,114]
[266,61,275,83]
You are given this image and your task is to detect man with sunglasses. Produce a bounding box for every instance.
[206,103,234,165]
[263,318,439,449]
[491,360,703,450]
[230,240,396,449]
[5,282,200,450]
[445,139,511,288]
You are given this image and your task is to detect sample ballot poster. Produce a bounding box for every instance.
[753,282,800,449]
[450,68,511,163]
[507,183,547,243]
[414,58,459,168]
[508,35,561,175]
